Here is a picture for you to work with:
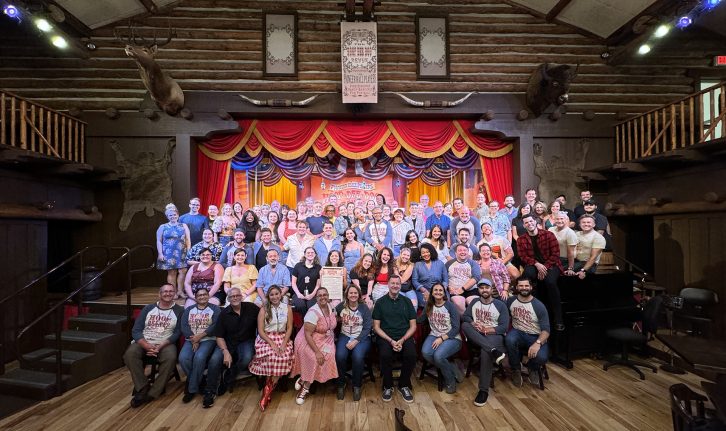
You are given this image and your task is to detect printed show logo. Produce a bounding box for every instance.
[330,181,375,191]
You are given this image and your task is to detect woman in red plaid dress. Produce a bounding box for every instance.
[248,285,293,411]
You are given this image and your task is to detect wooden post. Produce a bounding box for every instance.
[80,124,85,163]
[670,103,676,150]
[639,116,644,158]
[679,101,685,148]
[61,115,66,159]
[54,113,59,158]
[646,112,651,156]
[615,124,620,163]
[689,96,694,147]
[698,93,704,142]
[0,93,5,146]
[10,96,16,148]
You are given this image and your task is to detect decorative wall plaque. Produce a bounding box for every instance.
[264,13,297,77]
[341,21,378,103]
[416,15,449,80]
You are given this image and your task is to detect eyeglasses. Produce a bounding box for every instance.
[228,294,242,298]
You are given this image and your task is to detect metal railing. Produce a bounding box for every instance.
[614,81,725,163]
[0,90,87,163]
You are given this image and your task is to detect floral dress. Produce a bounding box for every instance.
[157,223,186,270]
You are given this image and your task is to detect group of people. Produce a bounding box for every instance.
[138,189,609,409]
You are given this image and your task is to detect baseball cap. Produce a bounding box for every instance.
[477,278,492,286]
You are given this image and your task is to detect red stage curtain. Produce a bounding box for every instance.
[253,120,326,159]
[388,120,459,158]
[481,152,513,204]
[323,121,391,158]
[197,148,232,213]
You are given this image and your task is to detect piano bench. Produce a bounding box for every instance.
[603,328,657,380]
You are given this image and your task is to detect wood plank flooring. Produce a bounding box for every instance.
[0,357,705,431]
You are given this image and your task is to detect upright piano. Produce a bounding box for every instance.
[552,271,640,369]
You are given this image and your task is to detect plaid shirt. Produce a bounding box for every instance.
[516,229,563,272]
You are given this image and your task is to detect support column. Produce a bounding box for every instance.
[172,134,195,204]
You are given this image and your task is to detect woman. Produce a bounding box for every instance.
[511,203,533,242]
[284,220,316,269]
[334,284,372,401]
[325,250,347,308]
[375,194,386,206]
[156,204,191,299]
[478,243,511,300]
[213,203,237,247]
[223,248,259,304]
[291,287,338,405]
[184,248,224,307]
[403,229,422,263]
[232,202,244,226]
[342,228,365,275]
[365,199,376,221]
[278,208,298,246]
[291,247,322,315]
[179,287,221,404]
[534,201,548,229]
[249,285,294,411]
[241,210,261,244]
[390,208,412,256]
[546,201,561,230]
[382,204,392,222]
[443,203,454,219]
[186,228,223,265]
[297,201,308,220]
[349,253,375,308]
[412,243,448,306]
[395,247,417,307]
[280,205,290,220]
[351,208,369,245]
[267,211,281,244]
[371,247,396,303]
[423,225,451,263]
[418,283,462,394]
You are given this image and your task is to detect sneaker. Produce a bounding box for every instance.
[353,387,362,402]
[202,392,215,408]
[398,386,414,403]
[294,377,303,391]
[295,386,310,405]
[528,369,541,386]
[382,387,393,402]
[182,392,195,403]
[445,383,457,394]
[512,370,523,388]
[474,390,489,407]
[336,383,346,400]
[491,348,506,366]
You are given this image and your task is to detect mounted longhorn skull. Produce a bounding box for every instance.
[114,23,184,116]
[393,92,475,108]
[239,94,320,107]
[525,63,579,118]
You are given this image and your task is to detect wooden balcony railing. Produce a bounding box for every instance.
[0,90,86,163]
[615,82,725,163]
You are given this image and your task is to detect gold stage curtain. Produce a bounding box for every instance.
[252,176,297,208]
[406,174,463,207]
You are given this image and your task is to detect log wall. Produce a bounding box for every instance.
[0,0,711,114]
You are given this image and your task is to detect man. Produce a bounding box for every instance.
[478,222,519,279]
[314,221,342,264]
[548,211,578,273]
[220,228,248,268]
[306,201,327,235]
[449,227,480,261]
[572,214,606,277]
[406,201,427,239]
[524,188,537,207]
[304,196,315,215]
[474,193,488,221]
[479,201,511,242]
[461,279,509,407]
[363,206,393,252]
[579,200,611,249]
[250,228,282,270]
[213,287,260,395]
[270,200,281,214]
[328,193,339,208]
[450,207,481,245]
[179,197,209,246]
[446,243,482,313]
[256,249,292,304]
[420,194,434,218]
[452,197,464,218]
[382,204,393,221]
[372,275,417,403]
[516,214,564,330]
[425,201,451,239]
[554,194,576,227]
[499,195,518,222]
[284,220,316,268]
[123,284,184,407]
[506,278,550,387]
[573,190,594,219]
[334,204,350,237]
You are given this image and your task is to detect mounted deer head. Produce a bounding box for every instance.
[114,22,184,116]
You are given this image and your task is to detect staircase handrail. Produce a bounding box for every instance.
[609,251,650,280]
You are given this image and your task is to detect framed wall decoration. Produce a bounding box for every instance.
[416,15,449,80]
[263,13,297,77]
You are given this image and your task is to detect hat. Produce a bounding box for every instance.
[477,278,492,286]
[583,199,597,206]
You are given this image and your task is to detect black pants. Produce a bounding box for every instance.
[522,265,563,326]
[377,336,416,389]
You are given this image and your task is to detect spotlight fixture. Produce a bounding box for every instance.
[654,24,670,38]
[638,44,651,55]
[600,51,611,59]
[85,41,96,50]
[704,0,722,9]
[676,15,693,28]
[34,18,52,32]
[3,4,20,20]
[51,35,68,49]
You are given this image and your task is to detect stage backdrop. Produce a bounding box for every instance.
[311,175,393,205]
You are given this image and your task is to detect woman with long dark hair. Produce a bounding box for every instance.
[422,224,450,262]
[341,228,365,275]
[403,229,422,263]
[349,253,375,308]
[241,210,260,244]
[412,242,448,306]
[371,247,397,303]
[334,284,372,401]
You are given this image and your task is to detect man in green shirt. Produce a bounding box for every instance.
[372,275,417,403]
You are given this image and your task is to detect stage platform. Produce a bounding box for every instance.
[85,286,188,309]
[0,355,704,431]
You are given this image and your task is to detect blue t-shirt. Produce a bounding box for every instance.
[179,213,209,245]
[306,216,328,235]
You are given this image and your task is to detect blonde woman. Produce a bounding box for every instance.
[223,248,259,304]
[156,203,190,299]
[213,203,237,247]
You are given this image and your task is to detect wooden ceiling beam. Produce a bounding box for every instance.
[499,0,605,42]
[545,0,572,22]
[46,1,92,37]
[137,0,159,14]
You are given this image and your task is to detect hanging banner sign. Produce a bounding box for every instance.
[311,175,392,205]
[341,21,378,104]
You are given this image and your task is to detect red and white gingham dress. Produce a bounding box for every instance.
[249,305,294,377]
[291,304,339,383]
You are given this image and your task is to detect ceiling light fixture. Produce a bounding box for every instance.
[638,44,651,55]
[3,4,20,20]
[34,18,52,32]
[676,15,693,28]
[654,24,670,38]
[51,35,68,49]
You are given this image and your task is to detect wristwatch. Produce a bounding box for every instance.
[535,340,542,345]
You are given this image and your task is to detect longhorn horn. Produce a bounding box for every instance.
[239,94,321,107]
[239,94,267,106]
[572,61,580,78]
[444,92,475,107]
[393,93,424,107]
[291,95,320,106]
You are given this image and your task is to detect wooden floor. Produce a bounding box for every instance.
[0,356,705,431]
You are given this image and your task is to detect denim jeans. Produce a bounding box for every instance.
[505,328,548,371]
[420,334,462,387]
[227,339,255,382]
[335,335,371,387]
[179,339,222,395]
